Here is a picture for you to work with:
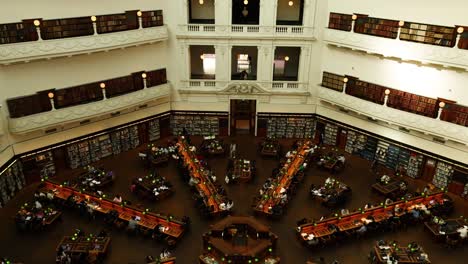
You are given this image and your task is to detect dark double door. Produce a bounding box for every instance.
[230,99,256,135]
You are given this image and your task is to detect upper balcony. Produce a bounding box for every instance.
[177,24,315,40]
[325,13,468,70]
[7,69,169,134]
[180,79,309,94]
[0,10,167,65]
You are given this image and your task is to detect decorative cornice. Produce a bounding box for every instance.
[324,28,468,70]
[8,84,170,134]
[0,26,168,65]
[318,87,468,144]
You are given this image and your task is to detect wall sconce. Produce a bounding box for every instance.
[33,20,42,41]
[384,89,390,106]
[91,16,98,35]
[342,77,348,93]
[48,92,55,110]
[437,101,445,120]
[137,11,143,29]
[100,82,107,100]
[284,56,289,61]
[288,1,294,6]
[142,72,148,89]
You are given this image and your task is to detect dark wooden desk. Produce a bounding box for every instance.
[229,159,254,183]
[310,178,351,207]
[41,180,186,242]
[372,178,406,199]
[424,218,467,241]
[56,235,111,256]
[298,191,447,246]
[132,175,173,201]
[260,139,280,158]
[254,141,313,216]
[371,241,431,263]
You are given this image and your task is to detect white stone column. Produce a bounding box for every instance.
[215,0,230,26]
[215,44,228,82]
[257,46,273,82]
[298,46,311,84]
[179,42,190,85]
[259,0,275,32]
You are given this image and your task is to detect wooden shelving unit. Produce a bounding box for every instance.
[457,26,468,50]
[354,16,399,39]
[441,103,468,127]
[265,115,315,139]
[40,16,93,40]
[146,68,167,88]
[0,21,37,44]
[0,161,25,208]
[141,10,164,28]
[345,78,386,104]
[328,13,353,31]
[95,10,139,34]
[399,22,456,47]
[54,82,103,109]
[387,91,438,117]
[7,92,52,118]
[322,72,344,92]
[171,112,222,136]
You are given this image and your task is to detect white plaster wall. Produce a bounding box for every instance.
[190,0,215,20]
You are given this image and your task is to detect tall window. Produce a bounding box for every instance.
[273,59,285,75]
[202,54,216,75]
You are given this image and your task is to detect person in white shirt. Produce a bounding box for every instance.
[457,225,468,239]
[286,151,292,158]
[113,195,122,203]
[337,155,346,164]
[219,203,227,210]
[35,200,42,209]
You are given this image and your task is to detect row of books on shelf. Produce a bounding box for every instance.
[148,119,161,142]
[321,72,344,92]
[0,9,163,45]
[432,161,454,189]
[0,161,25,208]
[323,123,338,145]
[328,12,464,49]
[66,126,140,169]
[171,115,220,136]
[266,117,316,139]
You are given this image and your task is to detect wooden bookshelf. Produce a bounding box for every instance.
[345,78,386,104]
[387,91,438,118]
[440,103,468,127]
[96,11,138,34]
[146,68,167,88]
[328,13,352,31]
[354,16,399,39]
[0,20,37,44]
[40,16,94,40]
[321,71,344,92]
[7,92,52,118]
[400,22,456,47]
[456,25,468,50]
[54,82,103,109]
[104,75,140,99]
[141,10,164,28]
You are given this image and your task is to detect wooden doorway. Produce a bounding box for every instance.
[230,99,256,135]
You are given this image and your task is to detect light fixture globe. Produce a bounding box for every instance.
[385,89,391,95]
[33,20,40,27]
[91,16,97,22]
[100,82,106,89]
[398,21,405,27]
[439,101,445,108]
[457,27,464,34]
[137,11,143,17]
[48,92,54,99]
[199,0,204,4]
[288,1,294,6]
[343,77,348,83]
[351,14,357,20]
[141,73,147,79]
[284,56,290,61]
[200,54,205,60]
[244,0,249,5]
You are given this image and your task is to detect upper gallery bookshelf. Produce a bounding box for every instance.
[0,21,37,45]
[6,68,167,118]
[400,22,456,47]
[321,71,442,122]
[40,17,93,40]
[328,13,352,31]
[327,12,466,49]
[354,15,399,39]
[321,72,344,92]
[0,9,164,45]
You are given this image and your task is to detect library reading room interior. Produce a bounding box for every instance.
[1,0,468,263]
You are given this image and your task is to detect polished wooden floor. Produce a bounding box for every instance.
[0,135,467,263]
